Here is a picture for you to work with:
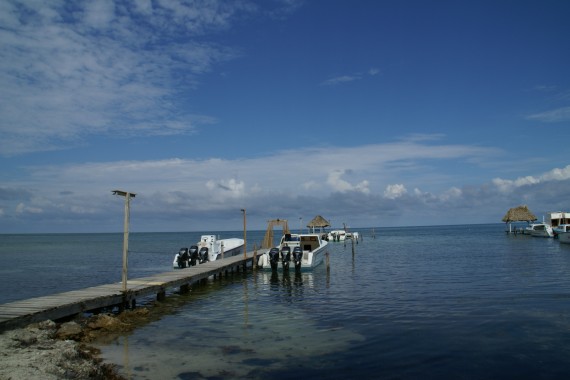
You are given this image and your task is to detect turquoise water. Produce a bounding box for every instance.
[2,225,570,379]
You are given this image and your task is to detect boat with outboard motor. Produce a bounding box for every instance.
[327,230,348,241]
[524,223,554,238]
[173,235,244,269]
[257,232,328,271]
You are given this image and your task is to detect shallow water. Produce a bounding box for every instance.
[3,226,570,378]
[83,225,570,379]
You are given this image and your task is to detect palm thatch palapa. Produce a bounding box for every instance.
[307,215,331,233]
[502,205,537,234]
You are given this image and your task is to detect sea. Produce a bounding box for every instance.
[2,224,570,379]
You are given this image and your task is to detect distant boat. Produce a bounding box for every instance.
[257,232,328,271]
[546,211,570,230]
[554,224,570,238]
[327,229,348,241]
[173,235,244,269]
[327,229,360,242]
[525,223,554,238]
[558,232,570,244]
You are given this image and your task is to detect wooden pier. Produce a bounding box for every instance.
[0,249,265,332]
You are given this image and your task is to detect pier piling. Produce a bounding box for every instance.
[0,249,266,332]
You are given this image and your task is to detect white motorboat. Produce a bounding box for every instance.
[553,224,570,235]
[257,232,328,271]
[558,232,570,244]
[546,212,570,230]
[327,230,359,242]
[525,223,554,238]
[173,235,244,268]
[327,230,348,241]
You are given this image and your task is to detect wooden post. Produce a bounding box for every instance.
[253,244,257,270]
[113,190,136,293]
[241,209,247,259]
[122,194,130,292]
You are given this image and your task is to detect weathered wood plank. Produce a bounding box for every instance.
[0,250,266,332]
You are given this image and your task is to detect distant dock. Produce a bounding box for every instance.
[505,227,526,235]
[0,249,266,332]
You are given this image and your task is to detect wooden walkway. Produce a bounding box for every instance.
[0,250,266,332]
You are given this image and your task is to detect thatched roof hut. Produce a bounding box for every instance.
[502,205,537,223]
[502,205,537,234]
[307,215,330,229]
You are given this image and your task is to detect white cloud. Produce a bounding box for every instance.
[0,1,248,156]
[83,0,116,29]
[440,186,462,201]
[302,181,321,190]
[384,184,407,199]
[326,170,370,194]
[492,165,570,193]
[206,178,246,199]
[321,67,380,86]
[15,203,43,214]
[320,75,361,86]
[526,106,570,123]
[3,137,566,232]
[4,136,500,205]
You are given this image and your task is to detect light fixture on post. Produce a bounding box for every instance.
[112,190,136,292]
[241,208,247,259]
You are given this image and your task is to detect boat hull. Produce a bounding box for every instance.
[257,233,328,270]
[327,230,358,241]
[553,224,570,237]
[526,223,554,238]
[558,232,570,244]
[173,235,244,268]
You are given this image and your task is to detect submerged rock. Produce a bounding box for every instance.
[0,317,126,380]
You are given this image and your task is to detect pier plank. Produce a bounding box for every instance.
[0,250,265,332]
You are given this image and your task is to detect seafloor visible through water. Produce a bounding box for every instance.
[2,225,570,379]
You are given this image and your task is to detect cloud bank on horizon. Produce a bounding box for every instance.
[0,0,569,233]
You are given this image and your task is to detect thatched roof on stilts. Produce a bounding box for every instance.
[502,205,537,223]
[307,215,331,228]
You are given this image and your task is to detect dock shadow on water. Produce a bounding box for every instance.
[94,268,364,380]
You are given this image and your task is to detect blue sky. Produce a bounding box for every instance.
[1,0,569,233]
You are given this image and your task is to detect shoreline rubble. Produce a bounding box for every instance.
[0,309,153,380]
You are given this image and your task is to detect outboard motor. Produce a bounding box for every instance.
[281,246,291,271]
[189,245,199,266]
[198,247,209,264]
[269,247,280,271]
[177,248,189,268]
[292,246,303,271]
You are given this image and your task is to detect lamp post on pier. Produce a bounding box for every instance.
[113,190,136,292]
[241,208,247,259]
